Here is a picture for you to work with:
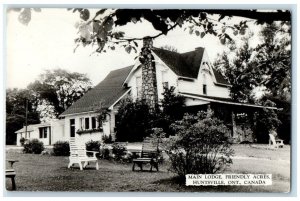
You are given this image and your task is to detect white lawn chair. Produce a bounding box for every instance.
[68,138,99,170]
[269,134,284,149]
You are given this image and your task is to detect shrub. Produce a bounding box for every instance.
[86,140,101,157]
[19,137,26,146]
[99,144,111,159]
[53,141,70,156]
[115,98,153,142]
[163,110,234,180]
[102,134,113,144]
[23,139,44,154]
[111,142,127,161]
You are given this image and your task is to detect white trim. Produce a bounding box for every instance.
[122,60,141,86]
[178,76,196,81]
[180,93,279,110]
[59,110,96,117]
[213,81,231,87]
[108,88,132,110]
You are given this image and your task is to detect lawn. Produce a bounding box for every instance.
[5,144,290,193]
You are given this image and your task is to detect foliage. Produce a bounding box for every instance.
[151,87,185,137]
[76,128,103,134]
[19,137,26,146]
[6,88,40,145]
[214,22,290,143]
[115,98,153,142]
[102,134,113,144]
[163,110,234,179]
[9,8,290,54]
[23,139,45,154]
[86,140,101,152]
[254,99,282,143]
[161,86,186,121]
[160,45,178,53]
[70,9,291,54]
[28,68,92,118]
[111,142,127,161]
[254,22,291,101]
[99,144,111,160]
[95,108,109,129]
[214,22,291,103]
[52,141,70,156]
[150,128,166,149]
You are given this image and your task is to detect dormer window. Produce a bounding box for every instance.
[203,84,207,95]
[202,73,207,95]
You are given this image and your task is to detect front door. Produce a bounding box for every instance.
[70,119,75,137]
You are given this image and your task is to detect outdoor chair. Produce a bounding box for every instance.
[6,159,18,190]
[68,137,99,170]
[132,139,159,172]
[269,134,284,148]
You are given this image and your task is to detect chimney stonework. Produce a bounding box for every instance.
[140,37,158,112]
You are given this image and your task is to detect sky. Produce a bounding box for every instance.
[6,8,262,89]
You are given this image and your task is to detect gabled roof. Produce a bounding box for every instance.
[152,47,229,85]
[15,122,51,133]
[60,66,133,116]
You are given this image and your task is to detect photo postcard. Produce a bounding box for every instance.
[4,6,293,194]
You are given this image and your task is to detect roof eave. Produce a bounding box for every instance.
[180,93,279,110]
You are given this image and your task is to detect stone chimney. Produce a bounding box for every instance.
[139,37,158,112]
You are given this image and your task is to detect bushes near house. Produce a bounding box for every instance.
[23,139,44,154]
[99,144,111,159]
[53,141,70,156]
[115,98,153,142]
[19,137,26,146]
[86,140,101,158]
[111,142,127,161]
[102,134,113,144]
[162,110,234,181]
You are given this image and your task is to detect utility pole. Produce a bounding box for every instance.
[25,99,28,139]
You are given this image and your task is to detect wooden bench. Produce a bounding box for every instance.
[6,160,18,190]
[68,138,99,170]
[132,142,159,172]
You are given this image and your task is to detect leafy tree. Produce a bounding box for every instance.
[6,88,40,145]
[115,98,153,142]
[9,8,290,53]
[214,36,257,103]
[160,45,178,53]
[28,69,92,118]
[254,22,291,101]
[163,110,234,181]
[254,99,282,143]
[215,22,291,103]
[214,22,290,143]
[154,86,186,137]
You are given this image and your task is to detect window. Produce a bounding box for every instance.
[203,84,207,95]
[70,119,75,137]
[85,118,90,130]
[39,127,48,138]
[161,71,168,91]
[92,117,97,129]
[79,117,84,129]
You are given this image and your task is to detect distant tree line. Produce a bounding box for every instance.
[6,69,92,145]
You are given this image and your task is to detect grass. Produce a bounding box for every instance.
[5,144,290,192]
